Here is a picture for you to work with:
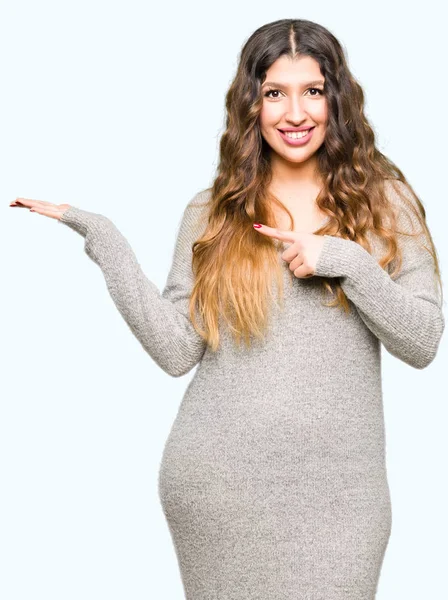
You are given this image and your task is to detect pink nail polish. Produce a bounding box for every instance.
[253,223,262,228]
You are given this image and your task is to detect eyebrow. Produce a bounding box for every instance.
[262,79,325,88]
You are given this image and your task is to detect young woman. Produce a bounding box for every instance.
[10,18,444,600]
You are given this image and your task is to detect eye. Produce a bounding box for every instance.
[264,88,282,99]
[305,87,325,97]
[263,87,325,98]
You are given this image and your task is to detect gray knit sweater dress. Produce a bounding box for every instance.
[59,180,444,600]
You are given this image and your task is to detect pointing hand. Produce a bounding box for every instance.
[253,222,326,279]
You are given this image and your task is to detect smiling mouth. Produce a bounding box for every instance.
[278,127,315,134]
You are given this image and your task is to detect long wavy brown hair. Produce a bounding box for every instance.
[188,18,443,352]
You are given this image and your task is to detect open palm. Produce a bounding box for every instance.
[9,197,71,220]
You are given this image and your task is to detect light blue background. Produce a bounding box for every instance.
[1,1,446,598]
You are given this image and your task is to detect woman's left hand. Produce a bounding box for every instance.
[253,223,326,279]
[9,197,71,220]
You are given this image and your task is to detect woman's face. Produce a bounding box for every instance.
[259,55,328,164]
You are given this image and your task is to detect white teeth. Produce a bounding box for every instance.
[283,129,312,139]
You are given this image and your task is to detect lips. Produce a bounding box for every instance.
[277,126,316,146]
[278,127,315,133]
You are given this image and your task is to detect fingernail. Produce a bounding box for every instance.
[253,223,262,228]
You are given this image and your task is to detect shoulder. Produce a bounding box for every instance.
[186,187,213,212]
[382,178,425,234]
[185,187,212,218]
[176,188,213,239]
[363,179,423,266]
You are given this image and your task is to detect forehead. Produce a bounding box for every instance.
[263,55,324,86]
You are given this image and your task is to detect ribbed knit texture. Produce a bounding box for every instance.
[59,182,444,599]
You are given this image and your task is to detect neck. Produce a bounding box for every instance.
[269,151,323,191]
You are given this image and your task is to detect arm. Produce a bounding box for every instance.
[314,180,445,369]
[58,190,210,377]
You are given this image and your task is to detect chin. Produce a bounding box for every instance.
[282,153,315,164]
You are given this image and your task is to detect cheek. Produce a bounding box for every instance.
[314,100,328,124]
[260,102,281,126]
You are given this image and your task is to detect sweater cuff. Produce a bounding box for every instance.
[314,234,377,281]
[59,205,117,238]
[58,206,90,236]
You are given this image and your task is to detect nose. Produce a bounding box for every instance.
[284,94,308,123]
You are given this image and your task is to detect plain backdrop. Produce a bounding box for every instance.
[1,1,446,599]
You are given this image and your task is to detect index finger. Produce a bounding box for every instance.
[10,197,57,208]
[253,223,298,244]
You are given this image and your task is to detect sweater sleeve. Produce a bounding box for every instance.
[58,190,210,378]
[313,180,445,369]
